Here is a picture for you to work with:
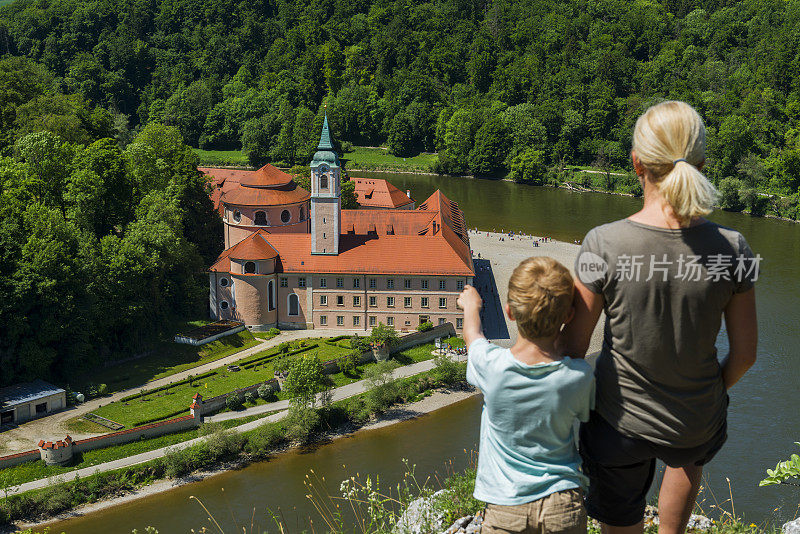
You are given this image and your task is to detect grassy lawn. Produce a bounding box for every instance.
[194,148,249,166]
[0,415,273,487]
[344,146,438,172]
[76,329,261,395]
[87,338,354,427]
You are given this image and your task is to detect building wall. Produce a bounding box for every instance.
[310,197,340,254]
[277,274,310,328]
[230,274,274,326]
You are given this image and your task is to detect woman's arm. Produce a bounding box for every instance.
[559,279,604,358]
[720,288,758,389]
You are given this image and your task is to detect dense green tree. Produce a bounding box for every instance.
[469,116,510,175]
[388,113,415,157]
[508,149,547,185]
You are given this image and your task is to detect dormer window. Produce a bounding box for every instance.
[281,209,291,223]
[254,211,267,226]
[244,261,256,274]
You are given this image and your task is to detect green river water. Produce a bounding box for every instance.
[45,172,800,533]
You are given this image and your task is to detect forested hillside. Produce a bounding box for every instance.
[2,0,800,384]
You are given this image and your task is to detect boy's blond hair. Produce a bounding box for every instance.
[508,257,574,340]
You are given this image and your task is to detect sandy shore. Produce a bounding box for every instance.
[12,387,481,533]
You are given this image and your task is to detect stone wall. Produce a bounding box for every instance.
[392,322,457,353]
[0,449,40,469]
[195,379,279,415]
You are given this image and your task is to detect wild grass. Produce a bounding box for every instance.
[194,148,249,167]
[344,147,438,172]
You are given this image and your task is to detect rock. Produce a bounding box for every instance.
[643,505,714,532]
[395,490,448,534]
[440,509,484,534]
[783,518,800,534]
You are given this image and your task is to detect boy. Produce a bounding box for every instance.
[457,257,595,534]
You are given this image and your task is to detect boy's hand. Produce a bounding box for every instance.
[457,285,482,311]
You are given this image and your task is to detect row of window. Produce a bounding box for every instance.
[318,316,464,328]
[319,295,448,309]
[281,277,464,290]
[231,208,304,225]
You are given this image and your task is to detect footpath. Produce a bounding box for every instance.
[0,329,365,455]
[4,352,467,498]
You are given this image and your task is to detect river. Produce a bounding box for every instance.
[45,172,800,532]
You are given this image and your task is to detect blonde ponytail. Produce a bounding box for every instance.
[632,101,718,222]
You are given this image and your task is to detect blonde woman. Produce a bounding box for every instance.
[562,101,759,534]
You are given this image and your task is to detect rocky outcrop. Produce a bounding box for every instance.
[783,518,800,534]
[440,511,484,534]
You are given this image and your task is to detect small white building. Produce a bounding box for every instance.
[0,380,66,425]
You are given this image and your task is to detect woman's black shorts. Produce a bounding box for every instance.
[578,411,727,527]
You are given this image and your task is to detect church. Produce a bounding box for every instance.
[202,116,475,332]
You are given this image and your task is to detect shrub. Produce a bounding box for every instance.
[205,429,244,460]
[226,392,243,411]
[369,323,400,347]
[97,383,108,396]
[268,327,281,336]
[257,383,275,400]
[718,177,746,211]
[244,391,258,405]
[416,321,434,332]
[432,354,465,385]
[350,333,370,352]
[278,342,290,354]
[363,361,401,414]
[285,405,320,444]
[246,422,286,457]
[340,351,361,376]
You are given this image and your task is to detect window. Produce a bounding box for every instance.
[404,279,412,289]
[353,296,361,306]
[404,297,412,308]
[268,280,275,311]
[387,317,394,326]
[320,315,327,326]
[353,278,360,288]
[337,295,344,306]
[280,277,288,287]
[387,297,395,307]
[369,278,377,289]
[387,279,395,289]
[405,320,411,326]
[299,206,306,221]
[456,318,463,329]
[220,300,229,310]
[244,261,256,274]
[219,277,229,287]
[320,295,328,306]
[298,278,307,288]
[369,296,377,307]
[320,278,327,288]
[288,294,300,316]
[439,318,446,325]
[35,402,47,414]
[254,211,268,226]
[281,209,291,223]
[439,297,447,308]
[457,280,464,290]
[336,278,344,288]
[439,280,446,290]
[337,315,344,326]
[232,210,242,223]
[369,316,377,327]
[421,279,428,289]
[419,315,429,325]
[353,316,360,326]
[321,176,329,189]
[421,297,429,308]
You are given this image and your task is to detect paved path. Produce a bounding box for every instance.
[0,329,366,454]
[5,353,466,497]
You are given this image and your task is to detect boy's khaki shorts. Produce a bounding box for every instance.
[482,488,586,534]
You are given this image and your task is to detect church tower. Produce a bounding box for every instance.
[310,114,341,255]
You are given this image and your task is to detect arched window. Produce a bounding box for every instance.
[299,206,305,221]
[232,210,242,223]
[254,211,268,226]
[268,280,275,311]
[219,277,229,287]
[280,209,291,223]
[220,301,229,310]
[320,175,328,189]
[288,294,299,316]
[244,261,256,274]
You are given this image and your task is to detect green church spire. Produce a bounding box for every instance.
[318,113,334,150]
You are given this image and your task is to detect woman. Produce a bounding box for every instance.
[562,101,758,534]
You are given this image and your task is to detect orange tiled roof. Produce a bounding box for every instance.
[228,230,279,261]
[221,182,310,207]
[350,177,415,208]
[240,164,294,188]
[209,189,473,276]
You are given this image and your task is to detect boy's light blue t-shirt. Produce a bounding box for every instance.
[467,338,595,505]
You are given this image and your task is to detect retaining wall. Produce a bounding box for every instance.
[0,449,40,469]
[392,323,456,353]
[174,324,246,346]
[198,379,278,415]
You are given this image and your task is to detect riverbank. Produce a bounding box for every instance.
[13,387,479,534]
